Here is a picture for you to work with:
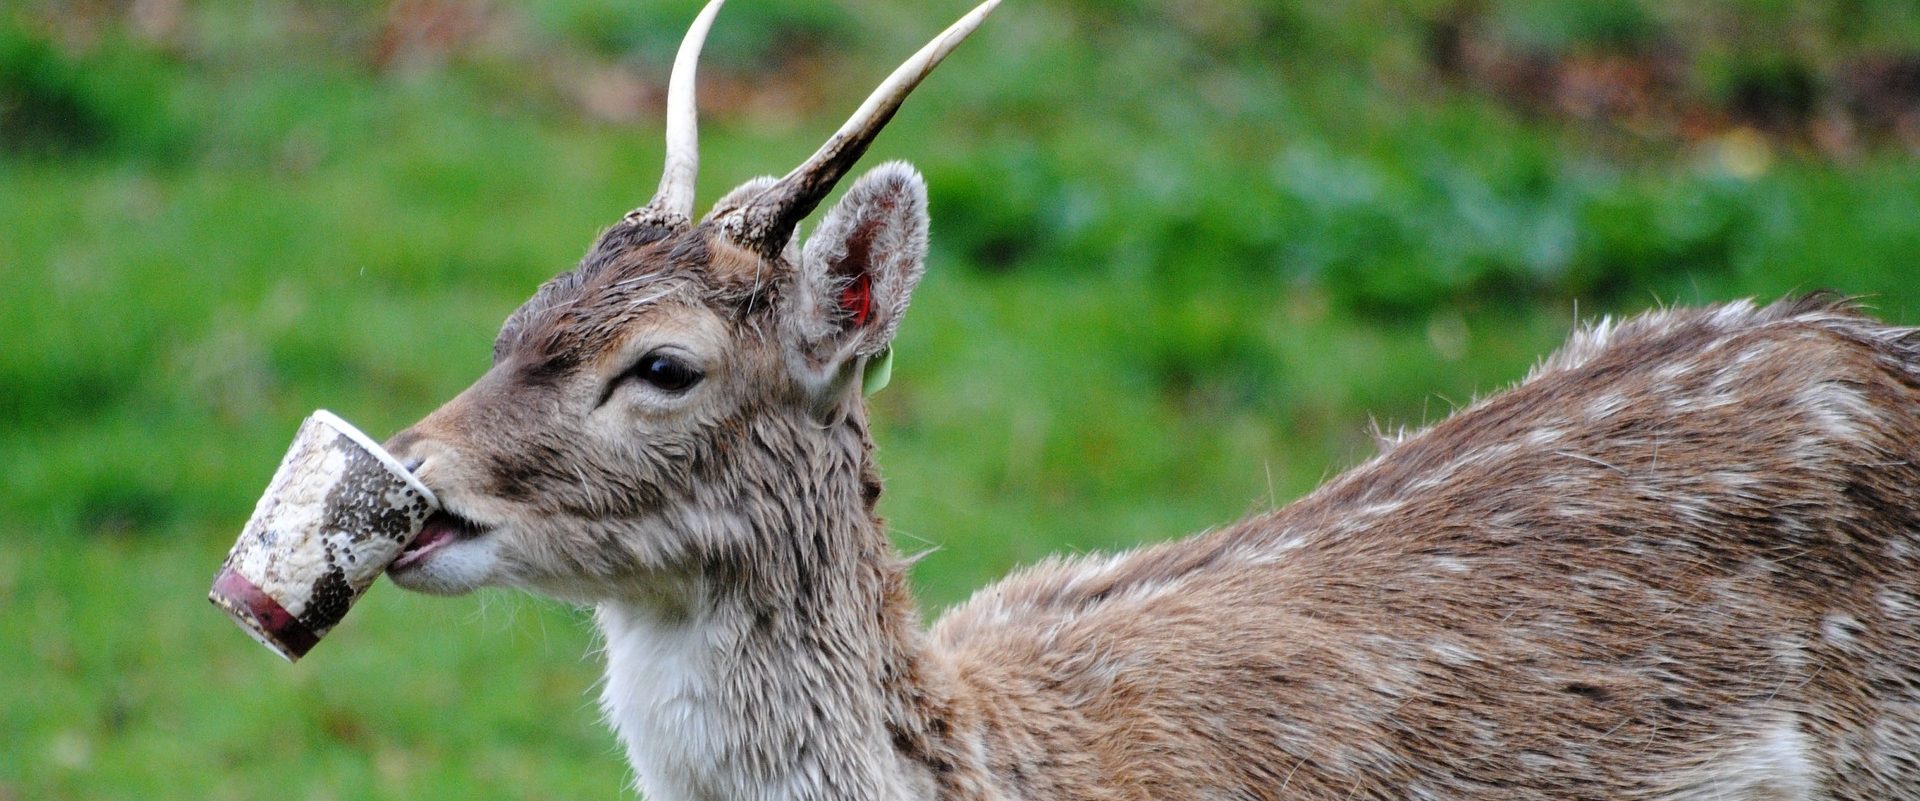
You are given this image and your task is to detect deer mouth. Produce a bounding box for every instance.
[391,510,490,572]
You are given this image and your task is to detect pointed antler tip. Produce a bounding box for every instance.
[639,0,729,224]
[721,0,1002,255]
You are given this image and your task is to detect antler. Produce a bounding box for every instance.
[627,0,728,228]
[717,0,1001,256]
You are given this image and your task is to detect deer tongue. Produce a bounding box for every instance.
[391,512,470,571]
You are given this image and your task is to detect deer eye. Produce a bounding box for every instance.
[630,351,704,393]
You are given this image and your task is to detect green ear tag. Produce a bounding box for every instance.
[862,346,894,397]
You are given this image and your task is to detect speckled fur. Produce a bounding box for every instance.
[929,294,1920,800]
[386,148,1920,801]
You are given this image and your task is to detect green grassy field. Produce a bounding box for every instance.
[4,1,1919,798]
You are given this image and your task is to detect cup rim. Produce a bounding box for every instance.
[310,409,440,509]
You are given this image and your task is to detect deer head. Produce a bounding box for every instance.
[383,0,999,603]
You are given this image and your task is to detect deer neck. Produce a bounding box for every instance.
[593,419,953,801]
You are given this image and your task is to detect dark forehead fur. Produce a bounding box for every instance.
[492,222,783,372]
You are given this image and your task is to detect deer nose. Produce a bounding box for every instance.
[384,429,429,474]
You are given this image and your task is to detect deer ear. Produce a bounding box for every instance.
[794,161,929,363]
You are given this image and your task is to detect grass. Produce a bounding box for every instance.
[3,1,1918,798]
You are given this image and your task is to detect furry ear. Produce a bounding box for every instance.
[793,161,929,364]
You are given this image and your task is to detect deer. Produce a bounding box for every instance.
[378,1,1920,799]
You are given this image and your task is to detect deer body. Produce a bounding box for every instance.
[379,2,1920,799]
[917,297,1920,800]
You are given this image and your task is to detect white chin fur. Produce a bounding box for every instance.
[388,534,502,595]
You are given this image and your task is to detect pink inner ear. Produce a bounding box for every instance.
[841,271,873,327]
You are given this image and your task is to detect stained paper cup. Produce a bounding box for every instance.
[210,410,437,662]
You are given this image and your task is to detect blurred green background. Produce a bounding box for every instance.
[3,0,1917,797]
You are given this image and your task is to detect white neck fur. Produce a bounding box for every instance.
[595,576,939,801]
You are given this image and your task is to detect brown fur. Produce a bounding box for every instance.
[926,295,1920,799]
[380,12,1920,799]
[392,215,1920,801]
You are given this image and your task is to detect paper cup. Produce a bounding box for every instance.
[210,410,438,662]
